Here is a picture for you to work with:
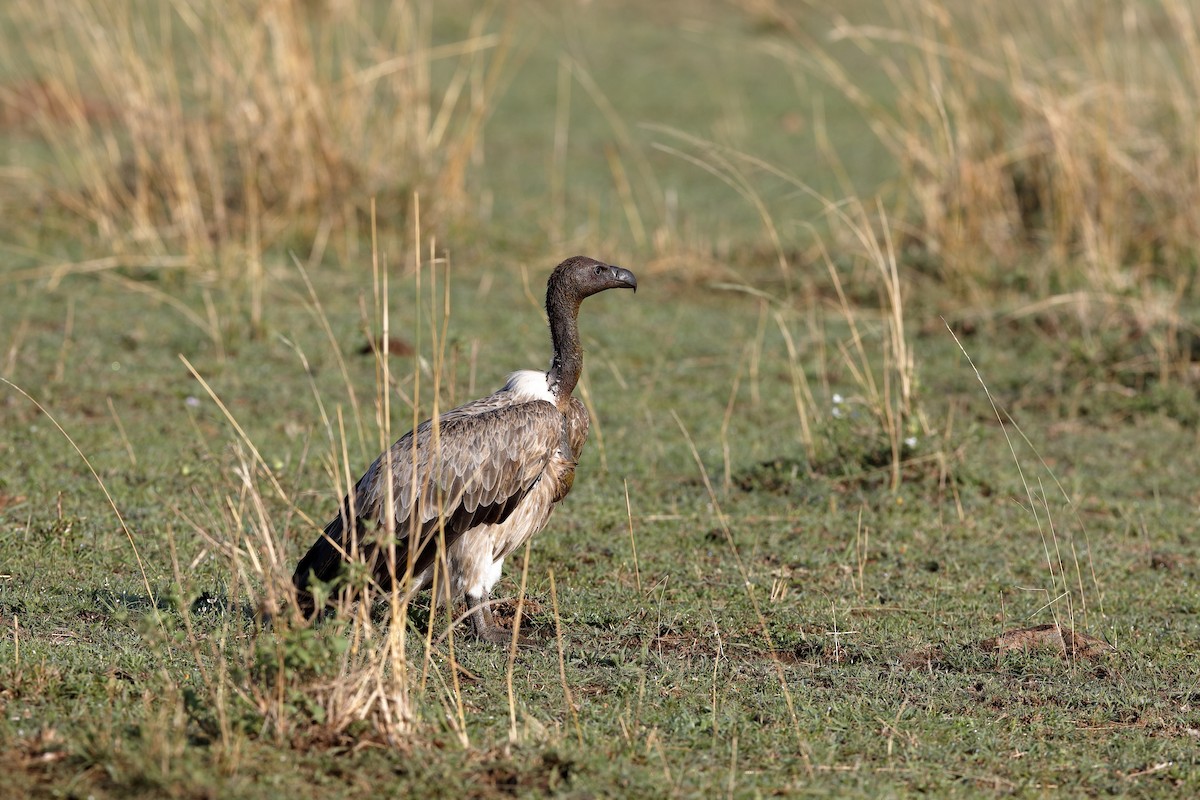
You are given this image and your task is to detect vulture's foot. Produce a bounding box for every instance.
[467,597,539,647]
[475,622,527,646]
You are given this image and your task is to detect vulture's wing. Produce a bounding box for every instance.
[565,396,590,462]
[293,396,561,608]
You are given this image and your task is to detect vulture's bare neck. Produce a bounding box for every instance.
[546,285,584,406]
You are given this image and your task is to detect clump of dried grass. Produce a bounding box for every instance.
[743,0,1200,387]
[2,0,509,269]
[162,230,470,750]
[170,445,417,748]
[807,0,1200,298]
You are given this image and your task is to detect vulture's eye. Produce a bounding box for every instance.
[594,265,605,275]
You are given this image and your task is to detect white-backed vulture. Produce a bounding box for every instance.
[293,256,637,643]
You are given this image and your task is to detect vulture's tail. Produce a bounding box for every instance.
[292,507,352,618]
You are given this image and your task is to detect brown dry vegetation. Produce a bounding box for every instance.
[1,0,509,267]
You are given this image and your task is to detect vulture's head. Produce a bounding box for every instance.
[548,256,637,308]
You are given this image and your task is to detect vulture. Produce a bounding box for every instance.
[293,255,637,643]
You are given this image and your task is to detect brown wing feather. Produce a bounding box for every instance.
[293,394,562,613]
[565,396,589,462]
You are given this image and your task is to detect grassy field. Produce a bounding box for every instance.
[3,0,1200,797]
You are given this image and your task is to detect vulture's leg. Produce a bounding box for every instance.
[467,590,511,645]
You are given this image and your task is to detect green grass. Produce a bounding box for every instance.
[3,1,1200,798]
[4,262,1199,797]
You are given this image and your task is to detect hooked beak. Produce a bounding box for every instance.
[612,266,638,292]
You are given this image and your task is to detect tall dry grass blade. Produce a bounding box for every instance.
[944,320,1099,628]
[506,541,533,744]
[178,355,318,532]
[623,479,643,595]
[548,569,583,746]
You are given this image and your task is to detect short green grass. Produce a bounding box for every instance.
[3,1,1200,798]
[4,260,1199,797]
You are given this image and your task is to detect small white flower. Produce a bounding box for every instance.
[831,406,843,419]
[832,393,844,404]
[185,396,201,408]
[904,436,918,448]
